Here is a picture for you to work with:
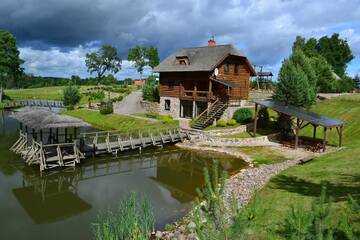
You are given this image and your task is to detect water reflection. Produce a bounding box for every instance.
[12,147,246,226]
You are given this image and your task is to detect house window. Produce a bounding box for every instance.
[224,63,229,73]
[165,99,171,111]
[176,56,189,65]
[234,64,239,74]
[179,60,186,65]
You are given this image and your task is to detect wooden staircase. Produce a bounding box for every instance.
[191,100,228,129]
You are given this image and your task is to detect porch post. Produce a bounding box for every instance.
[209,79,212,100]
[323,127,327,152]
[192,101,196,118]
[253,103,258,137]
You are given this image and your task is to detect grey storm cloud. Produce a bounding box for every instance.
[1,0,360,77]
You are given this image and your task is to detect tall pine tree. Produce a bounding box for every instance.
[274,49,316,108]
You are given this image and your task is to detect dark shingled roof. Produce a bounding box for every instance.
[12,108,91,130]
[154,44,256,75]
[254,100,344,128]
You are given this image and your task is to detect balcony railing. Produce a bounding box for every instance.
[181,89,213,100]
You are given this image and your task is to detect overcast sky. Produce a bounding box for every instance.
[1,0,359,79]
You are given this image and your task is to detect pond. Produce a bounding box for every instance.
[0,110,247,240]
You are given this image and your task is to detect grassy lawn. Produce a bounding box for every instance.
[203,123,241,131]
[243,95,360,239]
[63,108,179,131]
[238,146,290,165]
[5,86,65,101]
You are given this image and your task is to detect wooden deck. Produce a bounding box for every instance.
[10,127,190,172]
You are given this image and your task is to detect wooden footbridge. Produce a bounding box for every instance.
[10,127,190,172]
[3,99,64,109]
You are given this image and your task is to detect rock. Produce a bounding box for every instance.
[187,221,196,232]
[155,231,163,239]
[177,234,186,240]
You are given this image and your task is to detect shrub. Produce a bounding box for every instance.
[216,119,227,127]
[227,119,237,126]
[62,84,81,107]
[233,108,253,124]
[100,104,113,115]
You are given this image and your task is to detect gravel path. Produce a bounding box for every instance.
[113,90,145,114]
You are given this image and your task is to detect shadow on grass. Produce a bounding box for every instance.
[269,174,360,202]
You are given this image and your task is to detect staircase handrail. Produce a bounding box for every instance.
[192,99,219,123]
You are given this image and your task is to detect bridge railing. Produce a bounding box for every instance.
[80,126,181,145]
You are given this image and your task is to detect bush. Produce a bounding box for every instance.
[227,119,237,126]
[100,104,113,115]
[216,119,227,127]
[233,108,253,124]
[111,95,123,102]
[62,84,81,107]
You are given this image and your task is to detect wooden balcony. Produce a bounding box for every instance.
[180,89,214,101]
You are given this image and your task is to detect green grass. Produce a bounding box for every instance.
[239,146,290,165]
[63,108,179,131]
[242,94,360,239]
[133,112,177,124]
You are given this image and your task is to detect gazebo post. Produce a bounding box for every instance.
[338,125,343,147]
[74,127,77,139]
[253,103,258,137]
[40,129,43,143]
[49,128,52,144]
[32,128,36,141]
[313,125,317,139]
[295,118,300,149]
[323,127,328,152]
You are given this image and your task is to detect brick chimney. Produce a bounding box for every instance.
[208,38,216,47]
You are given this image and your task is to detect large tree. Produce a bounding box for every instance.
[0,30,24,88]
[85,45,122,81]
[128,46,147,80]
[316,33,354,77]
[146,47,159,69]
[128,46,160,79]
[274,50,316,108]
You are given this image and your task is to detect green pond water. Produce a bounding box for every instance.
[0,109,247,240]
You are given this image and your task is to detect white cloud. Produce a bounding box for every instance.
[19,45,150,79]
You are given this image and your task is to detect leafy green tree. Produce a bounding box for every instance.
[336,76,355,93]
[62,84,81,108]
[289,49,317,89]
[146,47,160,69]
[85,45,122,81]
[274,50,316,108]
[128,46,147,80]
[0,30,24,88]
[142,76,159,102]
[316,33,354,77]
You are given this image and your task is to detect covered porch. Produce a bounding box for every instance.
[179,78,238,102]
[253,100,344,152]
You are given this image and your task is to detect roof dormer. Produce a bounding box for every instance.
[175,56,190,65]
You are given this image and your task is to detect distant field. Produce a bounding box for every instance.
[5,86,65,101]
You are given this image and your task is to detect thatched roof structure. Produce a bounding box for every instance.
[12,108,90,130]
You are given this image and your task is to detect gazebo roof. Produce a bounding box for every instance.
[254,99,344,128]
[12,108,90,130]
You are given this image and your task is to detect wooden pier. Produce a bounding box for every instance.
[10,127,190,172]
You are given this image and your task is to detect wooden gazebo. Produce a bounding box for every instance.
[253,100,344,151]
[12,108,90,144]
